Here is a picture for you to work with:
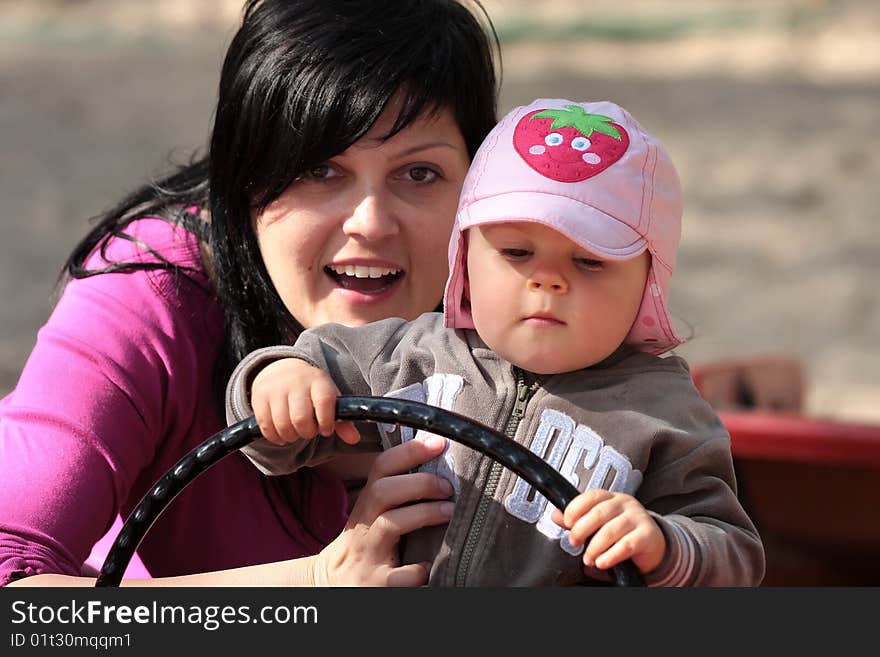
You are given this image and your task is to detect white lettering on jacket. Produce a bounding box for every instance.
[504,409,643,555]
[379,380,642,557]
[379,374,463,493]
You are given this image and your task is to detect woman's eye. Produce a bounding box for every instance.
[404,166,439,184]
[575,257,604,271]
[299,164,338,181]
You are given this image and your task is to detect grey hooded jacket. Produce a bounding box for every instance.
[226,312,765,586]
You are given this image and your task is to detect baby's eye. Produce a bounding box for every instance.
[575,257,604,271]
[501,248,531,259]
[404,166,439,184]
[544,133,564,147]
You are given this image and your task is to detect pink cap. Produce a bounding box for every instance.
[443,98,684,354]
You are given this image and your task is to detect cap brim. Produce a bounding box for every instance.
[459,191,647,259]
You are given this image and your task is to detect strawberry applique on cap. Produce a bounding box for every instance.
[513,104,630,183]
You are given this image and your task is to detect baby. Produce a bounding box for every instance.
[226,99,765,586]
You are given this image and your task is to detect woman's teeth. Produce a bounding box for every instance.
[328,264,401,279]
[325,264,404,293]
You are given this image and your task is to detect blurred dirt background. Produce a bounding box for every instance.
[1,0,878,422]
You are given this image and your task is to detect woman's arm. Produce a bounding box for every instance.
[8,434,453,587]
[0,222,227,586]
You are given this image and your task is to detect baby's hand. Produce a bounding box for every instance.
[551,490,665,575]
[250,358,361,446]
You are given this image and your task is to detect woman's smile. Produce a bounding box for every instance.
[324,262,405,295]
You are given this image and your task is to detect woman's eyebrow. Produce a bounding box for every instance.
[391,141,461,158]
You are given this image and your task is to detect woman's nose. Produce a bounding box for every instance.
[527,265,568,294]
[343,192,400,240]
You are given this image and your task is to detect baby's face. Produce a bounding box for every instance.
[465,222,649,374]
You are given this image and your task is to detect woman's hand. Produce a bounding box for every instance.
[308,434,454,586]
[251,357,360,445]
[551,490,665,575]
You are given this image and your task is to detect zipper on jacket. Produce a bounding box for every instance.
[454,368,541,586]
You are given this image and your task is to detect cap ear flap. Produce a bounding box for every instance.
[623,259,684,355]
[461,271,472,319]
[443,224,476,329]
[461,231,471,302]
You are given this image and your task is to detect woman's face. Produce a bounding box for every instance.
[254,103,470,330]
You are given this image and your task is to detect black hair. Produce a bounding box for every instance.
[63,0,500,396]
[209,0,499,383]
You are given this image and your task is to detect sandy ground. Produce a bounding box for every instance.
[1,0,878,422]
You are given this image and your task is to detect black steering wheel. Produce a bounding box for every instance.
[95,396,645,587]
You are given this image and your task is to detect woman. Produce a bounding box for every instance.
[0,0,499,586]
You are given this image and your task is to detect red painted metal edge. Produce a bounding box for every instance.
[722,411,880,467]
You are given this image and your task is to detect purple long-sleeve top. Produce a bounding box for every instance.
[0,218,348,585]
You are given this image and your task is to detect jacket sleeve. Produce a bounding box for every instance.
[230,318,412,476]
[635,365,766,587]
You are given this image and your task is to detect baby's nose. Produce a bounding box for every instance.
[527,267,568,294]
